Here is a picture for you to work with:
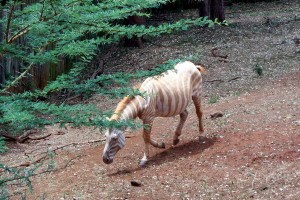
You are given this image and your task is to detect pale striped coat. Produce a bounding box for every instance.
[103,61,204,166]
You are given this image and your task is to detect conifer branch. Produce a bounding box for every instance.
[1,63,34,92]
[7,26,31,44]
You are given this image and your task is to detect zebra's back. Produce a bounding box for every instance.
[140,61,203,118]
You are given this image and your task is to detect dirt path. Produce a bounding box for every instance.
[17,71,298,200]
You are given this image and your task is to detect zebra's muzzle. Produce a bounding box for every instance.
[103,156,113,164]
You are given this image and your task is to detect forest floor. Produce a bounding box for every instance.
[1,0,300,199]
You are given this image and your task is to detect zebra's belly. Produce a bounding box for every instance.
[155,100,190,117]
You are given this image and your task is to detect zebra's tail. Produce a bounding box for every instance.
[195,64,207,75]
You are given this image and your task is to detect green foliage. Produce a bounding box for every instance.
[0,137,7,153]
[0,163,40,199]
[209,94,220,104]
[0,95,105,133]
[254,64,264,76]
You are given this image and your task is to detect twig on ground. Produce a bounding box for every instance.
[205,76,241,83]
[28,133,52,140]
[205,79,224,83]
[65,94,82,102]
[228,76,241,82]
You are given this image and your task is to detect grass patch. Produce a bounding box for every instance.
[253,64,264,76]
[209,94,220,104]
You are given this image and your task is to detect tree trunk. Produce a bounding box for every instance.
[0,3,6,87]
[124,15,146,48]
[199,0,210,18]
[199,0,225,22]
[212,0,225,21]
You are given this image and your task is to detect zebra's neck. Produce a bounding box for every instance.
[116,96,145,121]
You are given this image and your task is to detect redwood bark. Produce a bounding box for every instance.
[124,15,146,48]
[199,0,225,22]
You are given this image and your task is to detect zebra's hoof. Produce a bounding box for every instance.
[139,159,147,167]
[161,142,166,149]
[173,139,180,146]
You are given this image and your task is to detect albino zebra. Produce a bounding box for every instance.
[102,61,205,166]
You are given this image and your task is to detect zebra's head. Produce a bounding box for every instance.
[102,128,125,164]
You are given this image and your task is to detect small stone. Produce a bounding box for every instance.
[130,180,142,187]
[286,114,292,119]
[210,112,224,120]
[292,121,300,126]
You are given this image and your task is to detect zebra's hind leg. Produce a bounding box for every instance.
[173,109,188,146]
[192,96,204,134]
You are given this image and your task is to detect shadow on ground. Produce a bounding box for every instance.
[108,136,217,176]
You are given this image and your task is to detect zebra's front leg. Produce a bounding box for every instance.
[140,120,165,167]
[140,132,150,167]
[144,120,166,149]
[173,109,188,146]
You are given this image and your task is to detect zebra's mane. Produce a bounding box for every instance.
[110,96,134,121]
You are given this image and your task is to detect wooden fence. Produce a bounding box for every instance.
[0,0,71,91]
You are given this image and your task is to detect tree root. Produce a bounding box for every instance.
[1,129,40,143]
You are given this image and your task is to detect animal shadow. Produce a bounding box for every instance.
[149,136,217,166]
[109,136,217,176]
